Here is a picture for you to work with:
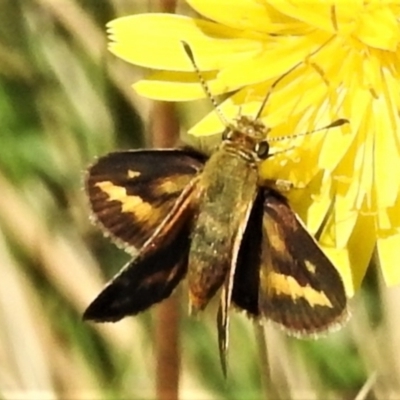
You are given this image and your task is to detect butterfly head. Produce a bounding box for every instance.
[222,115,272,163]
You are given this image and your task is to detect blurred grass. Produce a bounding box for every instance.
[0,1,400,399]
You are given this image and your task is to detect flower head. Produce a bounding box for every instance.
[107,0,400,295]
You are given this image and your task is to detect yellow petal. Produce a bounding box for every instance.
[188,67,327,137]
[259,141,313,186]
[187,0,275,32]
[320,206,338,250]
[355,7,400,51]
[315,213,351,292]
[133,70,239,101]
[377,208,392,231]
[384,67,400,112]
[108,14,261,71]
[377,232,400,286]
[320,246,354,297]
[319,91,366,173]
[345,213,376,292]
[304,178,333,235]
[334,197,358,248]
[219,31,332,88]
[267,0,337,33]
[377,194,400,285]
[357,119,375,209]
[374,94,400,209]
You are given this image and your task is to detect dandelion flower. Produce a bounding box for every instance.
[107,0,400,295]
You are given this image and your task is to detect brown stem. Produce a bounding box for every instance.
[152,100,180,400]
[142,1,181,397]
[151,104,180,399]
[151,3,180,397]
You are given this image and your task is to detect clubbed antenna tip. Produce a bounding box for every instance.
[328,118,349,128]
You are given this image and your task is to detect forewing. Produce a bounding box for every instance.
[231,191,264,316]
[84,149,204,322]
[259,189,348,336]
[216,194,257,376]
[86,149,205,254]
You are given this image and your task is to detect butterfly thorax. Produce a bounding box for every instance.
[188,116,269,312]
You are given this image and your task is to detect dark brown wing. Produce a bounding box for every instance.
[259,189,349,336]
[85,149,205,254]
[216,196,257,376]
[216,191,264,376]
[84,149,205,322]
[83,220,191,322]
[231,191,264,316]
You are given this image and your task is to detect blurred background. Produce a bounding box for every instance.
[1,1,400,399]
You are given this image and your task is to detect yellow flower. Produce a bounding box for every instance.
[107,0,400,295]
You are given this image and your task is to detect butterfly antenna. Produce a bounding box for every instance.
[254,63,300,121]
[268,118,349,143]
[255,36,336,121]
[181,41,229,126]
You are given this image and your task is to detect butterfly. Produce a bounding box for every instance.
[83,112,349,375]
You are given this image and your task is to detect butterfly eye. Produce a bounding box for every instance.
[255,141,270,159]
